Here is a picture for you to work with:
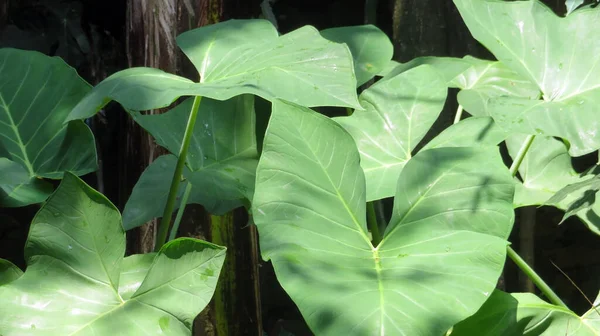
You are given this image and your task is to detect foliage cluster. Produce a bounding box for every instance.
[2,0,600,335]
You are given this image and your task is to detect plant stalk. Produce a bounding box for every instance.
[507,246,567,308]
[168,182,193,241]
[506,133,568,309]
[155,96,203,251]
[367,202,382,246]
[453,104,464,124]
[509,135,535,177]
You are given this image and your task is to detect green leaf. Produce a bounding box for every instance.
[566,0,585,15]
[0,173,226,335]
[117,254,155,300]
[490,94,600,156]
[0,259,22,286]
[507,135,600,235]
[129,96,256,213]
[334,65,447,201]
[454,57,540,116]
[0,158,53,207]
[0,48,98,206]
[453,0,600,156]
[253,100,515,335]
[321,25,393,86]
[452,290,600,336]
[67,20,361,121]
[383,56,539,116]
[122,155,241,230]
[546,168,600,221]
[422,117,508,151]
[381,57,471,84]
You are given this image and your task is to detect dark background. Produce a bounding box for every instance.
[1,1,599,335]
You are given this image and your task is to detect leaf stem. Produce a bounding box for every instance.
[509,135,535,177]
[507,246,568,308]
[506,133,568,309]
[155,96,203,251]
[367,202,382,246]
[168,182,193,241]
[453,104,464,124]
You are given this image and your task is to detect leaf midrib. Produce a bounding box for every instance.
[0,91,34,176]
[288,109,388,334]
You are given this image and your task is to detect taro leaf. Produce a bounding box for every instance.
[252,100,515,335]
[566,0,585,15]
[67,20,361,121]
[507,134,600,235]
[452,290,600,336]
[122,155,241,230]
[117,254,155,300]
[334,65,447,201]
[380,57,471,84]
[0,173,226,335]
[376,60,400,77]
[320,25,393,86]
[453,57,540,116]
[0,48,97,206]
[454,0,600,156]
[129,96,255,216]
[383,56,539,116]
[490,95,600,156]
[0,158,53,207]
[422,117,508,151]
[0,259,22,286]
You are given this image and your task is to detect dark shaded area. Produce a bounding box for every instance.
[2,0,600,335]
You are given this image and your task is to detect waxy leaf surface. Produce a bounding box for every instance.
[334,65,447,201]
[0,173,226,335]
[383,56,539,116]
[507,135,600,235]
[454,0,600,156]
[453,290,600,336]
[122,154,241,230]
[566,0,585,15]
[0,259,22,286]
[130,96,256,214]
[321,25,393,86]
[0,158,53,207]
[253,101,515,335]
[0,48,97,206]
[422,117,508,151]
[67,20,360,121]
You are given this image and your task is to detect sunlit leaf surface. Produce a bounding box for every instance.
[253,100,514,335]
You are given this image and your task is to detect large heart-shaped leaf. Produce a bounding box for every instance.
[454,0,600,156]
[320,25,393,86]
[0,173,226,335]
[507,135,600,235]
[67,20,361,121]
[334,65,447,201]
[252,100,514,335]
[452,290,600,336]
[0,48,97,206]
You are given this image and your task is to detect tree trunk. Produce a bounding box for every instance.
[124,0,262,335]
